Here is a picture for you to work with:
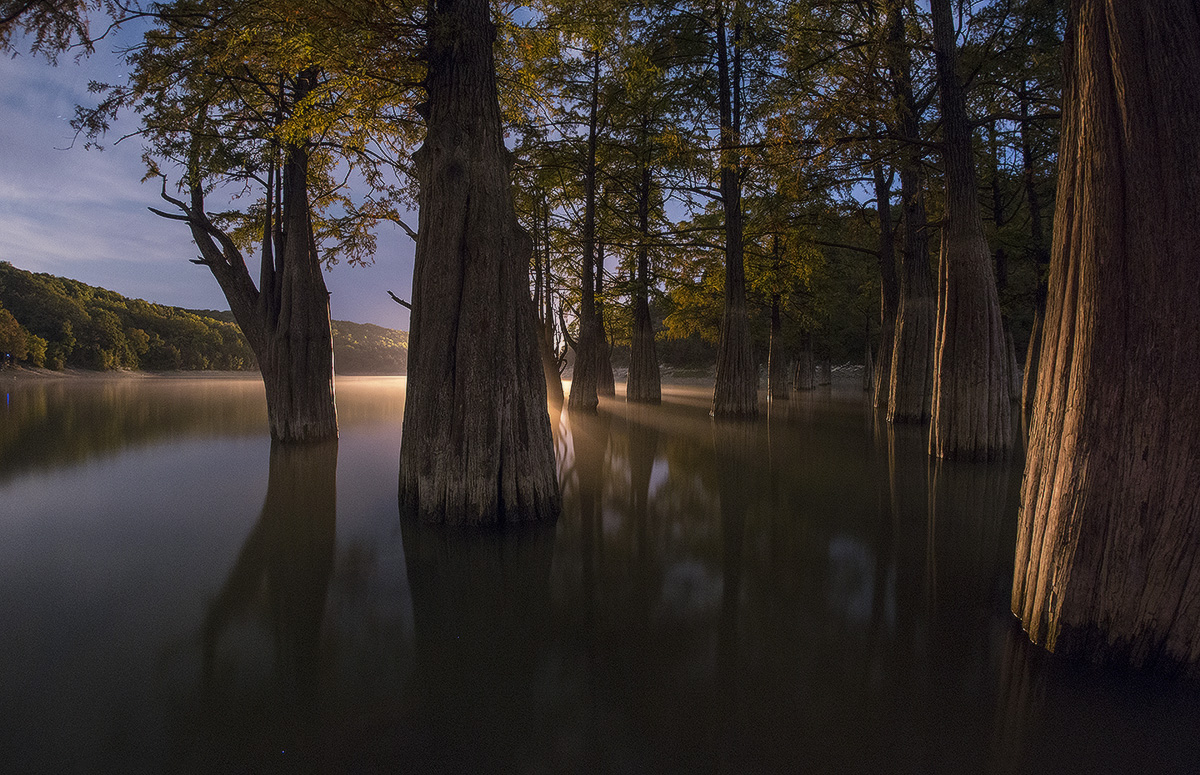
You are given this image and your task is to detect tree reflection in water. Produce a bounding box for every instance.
[399,519,556,773]
[193,440,337,767]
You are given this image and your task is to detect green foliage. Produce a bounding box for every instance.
[0,261,253,371]
[75,0,425,269]
[0,262,409,374]
[0,0,120,60]
[332,320,408,375]
[0,305,31,362]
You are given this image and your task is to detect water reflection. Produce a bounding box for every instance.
[6,380,1200,773]
[400,520,556,773]
[202,440,338,699]
[0,378,268,480]
[184,440,337,772]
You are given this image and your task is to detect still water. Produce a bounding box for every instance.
[2,375,1199,774]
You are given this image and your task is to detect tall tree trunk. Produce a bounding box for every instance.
[539,323,564,409]
[568,49,602,413]
[172,71,336,444]
[927,0,1013,461]
[258,141,338,443]
[872,162,898,410]
[538,196,564,406]
[794,332,814,391]
[884,0,935,425]
[398,0,560,526]
[712,6,758,418]
[768,293,788,400]
[627,149,661,404]
[595,241,616,397]
[1013,0,1200,673]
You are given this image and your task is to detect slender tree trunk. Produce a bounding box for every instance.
[569,49,602,413]
[927,0,1013,460]
[532,193,564,407]
[712,6,757,418]
[539,323,564,408]
[595,241,616,397]
[884,0,935,425]
[627,149,661,404]
[398,0,560,525]
[1013,0,1200,673]
[768,293,788,400]
[794,333,814,391]
[872,162,898,409]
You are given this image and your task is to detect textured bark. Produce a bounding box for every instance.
[1013,0,1200,673]
[398,0,560,525]
[794,337,815,391]
[872,163,898,409]
[568,50,602,413]
[626,153,661,404]
[1020,300,1044,436]
[928,0,1013,461]
[711,7,758,419]
[884,0,935,425]
[176,92,336,444]
[538,322,564,409]
[1019,79,1051,432]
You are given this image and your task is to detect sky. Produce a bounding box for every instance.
[0,33,415,331]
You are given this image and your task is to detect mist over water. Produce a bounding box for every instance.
[2,376,1198,773]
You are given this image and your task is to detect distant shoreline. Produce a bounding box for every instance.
[0,366,258,382]
[0,366,416,383]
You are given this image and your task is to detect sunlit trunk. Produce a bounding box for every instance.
[1013,0,1200,673]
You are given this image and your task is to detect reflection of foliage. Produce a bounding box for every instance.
[0,379,269,483]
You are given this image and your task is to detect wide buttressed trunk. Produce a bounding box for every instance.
[257,148,337,443]
[927,0,1013,461]
[184,132,336,444]
[1013,0,1200,673]
[399,0,560,526]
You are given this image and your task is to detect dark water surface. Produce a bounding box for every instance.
[2,376,1199,774]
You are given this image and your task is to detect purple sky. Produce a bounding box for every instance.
[0,33,414,330]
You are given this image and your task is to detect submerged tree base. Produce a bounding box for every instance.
[397,0,560,527]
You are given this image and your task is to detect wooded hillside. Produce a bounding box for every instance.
[0,262,408,374]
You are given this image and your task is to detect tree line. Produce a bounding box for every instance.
[4,0,1200,677]
[0,261,408,373]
